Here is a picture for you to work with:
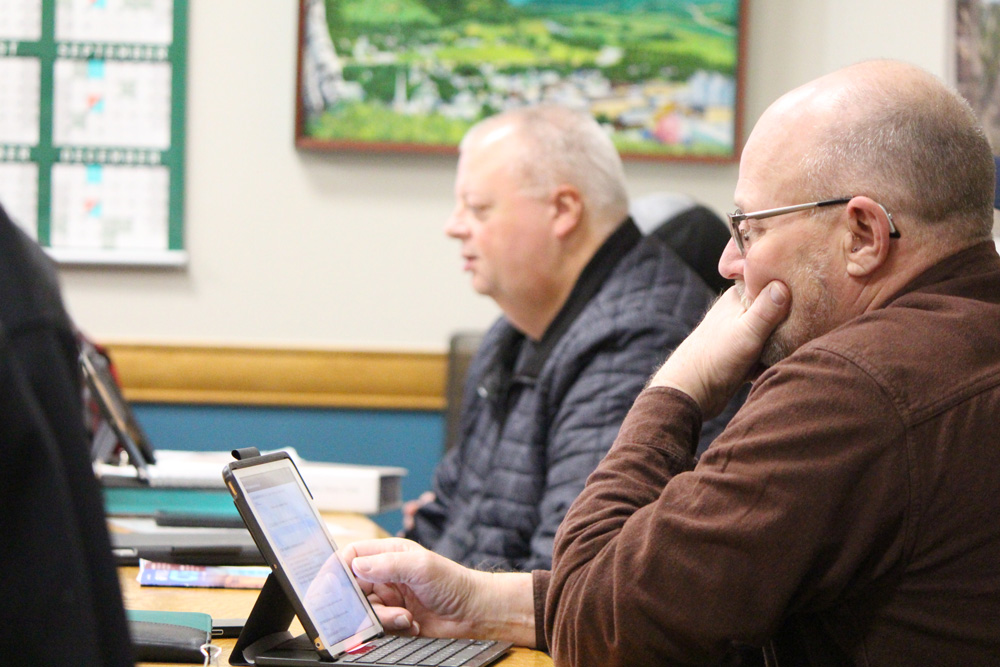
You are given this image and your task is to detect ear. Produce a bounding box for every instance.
[550,185,584,239]
[843,196,893,277]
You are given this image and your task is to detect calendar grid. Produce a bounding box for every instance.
[0,0,187,265]
[36,0,54,246]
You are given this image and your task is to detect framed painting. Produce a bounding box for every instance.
[956,0,1000,153]
[295,0,747,162]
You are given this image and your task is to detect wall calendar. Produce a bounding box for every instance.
[0,0,187,266]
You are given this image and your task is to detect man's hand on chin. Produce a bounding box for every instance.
[649,281,791,418]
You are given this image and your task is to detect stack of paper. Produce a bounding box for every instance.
[97,449,236,489]
[97,449,407,514]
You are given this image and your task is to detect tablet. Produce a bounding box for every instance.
[223,452,380,659]
[223,452,512,667]
[80,343,156,468]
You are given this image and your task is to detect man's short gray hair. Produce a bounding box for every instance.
[801,68,995,244]
[461,105,630,229]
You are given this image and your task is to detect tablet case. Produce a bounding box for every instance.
[127,609,213,663]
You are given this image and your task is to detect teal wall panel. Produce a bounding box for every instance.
[132,404,445,536]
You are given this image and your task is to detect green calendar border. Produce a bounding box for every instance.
[1,0,187,265]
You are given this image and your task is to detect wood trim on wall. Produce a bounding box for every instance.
[104,342,447,410]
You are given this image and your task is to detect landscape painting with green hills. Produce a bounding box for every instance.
[297,0,744,160]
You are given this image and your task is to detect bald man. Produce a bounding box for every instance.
[342,61,1000,666]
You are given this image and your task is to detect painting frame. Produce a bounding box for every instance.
[294,0,747,163]
[956,0,1000,155]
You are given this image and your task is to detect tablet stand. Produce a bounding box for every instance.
[230,572,332,665]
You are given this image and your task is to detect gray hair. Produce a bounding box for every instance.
[460,105,630,229]
[801,64,995,244]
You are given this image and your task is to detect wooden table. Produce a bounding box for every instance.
[119,512,552,666]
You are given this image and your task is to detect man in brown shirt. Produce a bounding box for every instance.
[341,60,1000,665]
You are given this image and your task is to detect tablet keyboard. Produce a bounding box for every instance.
[340,636,506,667]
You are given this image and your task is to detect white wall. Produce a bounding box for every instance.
[57,0,954,351]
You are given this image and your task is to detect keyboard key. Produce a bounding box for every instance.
[372,638,439,664]
[395,640,459,666]
[438,641,495,667]
[340,636,499,666]
[353,638,456,665]
[344,637,409,663]
[413,639,470,665]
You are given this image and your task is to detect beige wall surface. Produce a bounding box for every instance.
[57,0,951,351]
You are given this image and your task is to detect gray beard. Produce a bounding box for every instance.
[736,263,834,369]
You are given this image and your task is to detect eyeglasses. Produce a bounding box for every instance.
[726,196,900,256]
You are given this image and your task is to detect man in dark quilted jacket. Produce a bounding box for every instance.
[404,105,741,571]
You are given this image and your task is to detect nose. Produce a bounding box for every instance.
[445,205,469,239]
[718,238,744,281]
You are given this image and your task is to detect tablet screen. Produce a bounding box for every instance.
[235,461,378,652]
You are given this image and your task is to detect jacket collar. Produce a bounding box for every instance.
[514,217,642,382]
[883,240,1000,305]
[476,218,642,411]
